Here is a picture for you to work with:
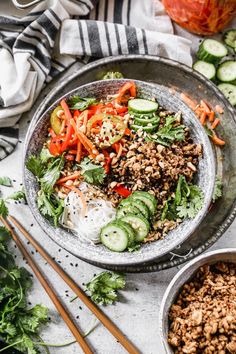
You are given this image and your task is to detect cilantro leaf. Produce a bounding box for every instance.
[86,272,125,305]
[0,198,8,218]
[147,115,185,147]
[26,155,45,178]
[40,156,64,194]
[102,71,124,80]
[176,185,204,219]
[40,147,53,163]
[204,126,214,137]
[212,177,222,203]
[79,158,106,185]
[37,191,64,227]
[67,96,98,111]
[161,175,203,221]
[6,190,26,203]
[127,244,141,252]
[0,177,12,187]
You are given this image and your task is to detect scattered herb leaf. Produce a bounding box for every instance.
[147,115,185,147]
[127,244,141,252]
[86,272,125,305]
[0,229,49,354]
[0,198,8,218]
[26,155,45,178]
[0,177,12,187]
[37,191,64,227]
[6,190,26,203]
[79,158,106,185]
[102,71,124,80]
[162,175,203,220]
[40,156,64,194]
[212,177,222,202]
[40,148,53,164]
[67,96,98,111]
[204,126,213,137]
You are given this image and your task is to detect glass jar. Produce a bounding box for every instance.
[162,0,236,35]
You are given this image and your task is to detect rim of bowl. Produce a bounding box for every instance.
[23,78,216,266]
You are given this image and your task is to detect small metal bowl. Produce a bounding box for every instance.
[159,248,236,353]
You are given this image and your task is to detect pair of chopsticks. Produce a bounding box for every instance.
[0,215,139,354]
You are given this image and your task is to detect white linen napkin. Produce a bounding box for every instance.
[0,0,192,159]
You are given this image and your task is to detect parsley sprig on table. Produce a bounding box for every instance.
[0,226,49,354]
[86,272,126,305]
[162,175,204,220]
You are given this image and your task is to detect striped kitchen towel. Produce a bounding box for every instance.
[0,0,192,160]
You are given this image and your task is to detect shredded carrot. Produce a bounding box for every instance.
[68,150,77,155]
[70,119,99,157]
[208,111,215,122]
[64,185,87,216]
[195,107,203,118]
[180,93,197,111]
[200,100,210,113]
[76,141,82,163]
[200,111,207,125]
[56,172,80,184]
[215,105,224,114]
[211,134,225,146]
[211,118,220,129]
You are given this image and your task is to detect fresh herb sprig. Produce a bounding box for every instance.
[162,175,204,220]
[147,115,185,147]
[79,158,106,185]
[26,152,65,227]
[102,71,124,80]
[0,226,49,354]
[0,177,12,187]
[86,272,125,305]
[67,96,98,111]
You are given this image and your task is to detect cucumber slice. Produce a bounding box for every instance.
[116,220,136,246]
[116,204,141,219]
[100,221,129,252]
[130,123,158,133]
[197,39,228,64]
[131,191,157,216]
[216,61,236,84]
[193,60,216,81]
[224,29,236,49]
[218,83,236,106]
[121,214,150,242]
[132,199,150,219]
[128,98,158,113]
[130,111,156,119]
[134,116,160,126]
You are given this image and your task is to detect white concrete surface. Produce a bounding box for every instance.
[0,2,236,353]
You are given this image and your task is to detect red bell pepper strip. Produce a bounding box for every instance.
[60,99,74,152]
[113,184,131,198]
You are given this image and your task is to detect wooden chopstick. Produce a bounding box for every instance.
[7,215,140,354]
[0,216,93,354]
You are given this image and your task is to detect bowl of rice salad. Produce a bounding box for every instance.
[24,79,215,267]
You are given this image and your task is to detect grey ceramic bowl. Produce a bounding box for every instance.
[24,79,215,268]
[159,248,236,353]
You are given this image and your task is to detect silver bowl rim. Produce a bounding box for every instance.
[159,247,236,353]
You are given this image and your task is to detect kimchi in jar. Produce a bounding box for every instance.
[162,0,236,35]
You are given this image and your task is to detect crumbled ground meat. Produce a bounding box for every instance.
[168,262,236,354]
